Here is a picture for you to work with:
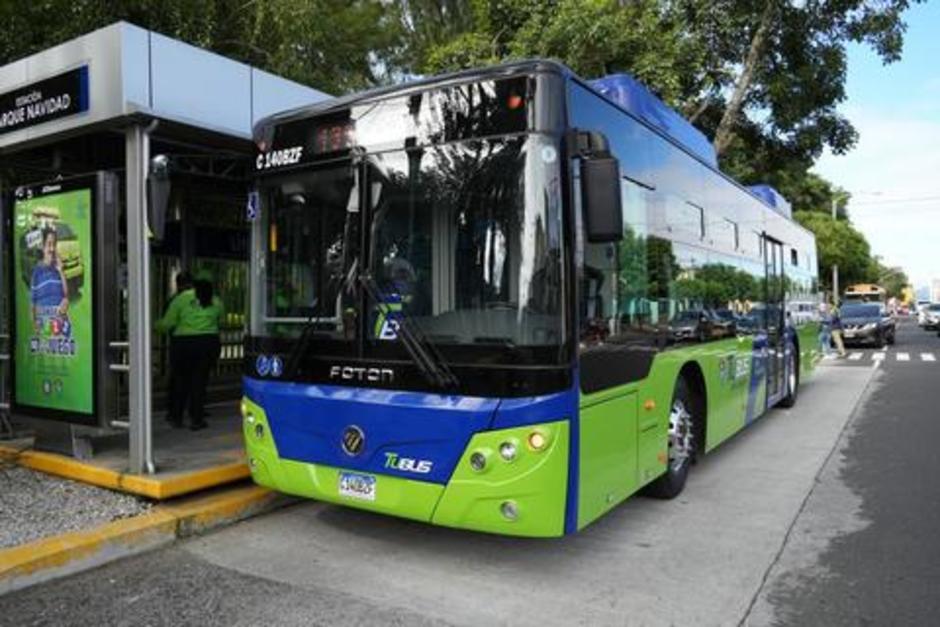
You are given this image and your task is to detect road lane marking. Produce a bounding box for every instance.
[897,352,910,361]
[872,352,886,361]
[849,352,863,361]
[923,353,936,362]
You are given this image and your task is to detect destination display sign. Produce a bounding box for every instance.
[0,66,89,136]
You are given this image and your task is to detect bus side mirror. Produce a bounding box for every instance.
[581,157,623,243]
[573,130,622,243]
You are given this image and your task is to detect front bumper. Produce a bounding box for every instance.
[241,397,569,537]
[842,326,882,343]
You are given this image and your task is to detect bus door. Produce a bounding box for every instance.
[764,236,786,402]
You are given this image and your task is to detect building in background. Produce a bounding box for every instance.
[931,279,940,303]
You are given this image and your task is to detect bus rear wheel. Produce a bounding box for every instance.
[646,377,696,499]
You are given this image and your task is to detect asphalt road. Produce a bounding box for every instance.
[749,317,940,626]
[1,328,915,626]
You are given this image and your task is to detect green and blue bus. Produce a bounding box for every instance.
[242,60,820,537]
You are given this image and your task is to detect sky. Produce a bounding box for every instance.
[813,1,940,292]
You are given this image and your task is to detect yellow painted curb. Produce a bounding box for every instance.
[0,445,249,500]
[0,510,178,594]
[0,483,288,595]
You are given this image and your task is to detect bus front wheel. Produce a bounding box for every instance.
[646,377,697,499]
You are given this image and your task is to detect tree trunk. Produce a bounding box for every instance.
[712,0,777,157]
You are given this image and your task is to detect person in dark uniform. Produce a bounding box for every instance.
[156,271,223,430]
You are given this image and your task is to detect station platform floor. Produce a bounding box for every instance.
[0,401,250,501]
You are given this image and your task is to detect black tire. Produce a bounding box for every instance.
[777,345,799,409]
[645,377,697,499]
[887,330,896,345]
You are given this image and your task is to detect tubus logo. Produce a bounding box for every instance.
[384,452,433,474]
[341,425,365,456]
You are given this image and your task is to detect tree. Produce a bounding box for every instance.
[682,0,921,163]
[0,0,404,94]
[869,258,909,299]
[795,211,874,291]
[403,0,703,106]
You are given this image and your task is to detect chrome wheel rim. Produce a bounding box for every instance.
[668,399,694,472]
[787,352,797,397]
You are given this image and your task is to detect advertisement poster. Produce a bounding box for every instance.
[12,184,94,416]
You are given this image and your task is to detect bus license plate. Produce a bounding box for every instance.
[338,472,376,501]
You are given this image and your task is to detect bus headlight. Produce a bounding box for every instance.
[499,441,517,462]
[527,430,549,451]
[254,423,265,440]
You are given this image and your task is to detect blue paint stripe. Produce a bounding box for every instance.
[564,371,581,535]
[745,333,767,424]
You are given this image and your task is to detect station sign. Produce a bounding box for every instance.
[0,66,89,136]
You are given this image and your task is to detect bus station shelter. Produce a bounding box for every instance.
[0,22,327,495]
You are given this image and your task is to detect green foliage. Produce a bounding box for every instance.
[414,0,701,107]
[795,212,874,291]
[0,0,404,94]
[869,259,910,299]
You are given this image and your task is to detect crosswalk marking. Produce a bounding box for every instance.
[825,349,938,365]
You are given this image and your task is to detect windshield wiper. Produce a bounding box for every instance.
[286,261,358,377]
[358,273,458,390]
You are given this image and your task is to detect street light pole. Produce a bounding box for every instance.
[831,198,839,304]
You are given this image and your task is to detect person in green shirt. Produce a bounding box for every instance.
[156,272,223,430]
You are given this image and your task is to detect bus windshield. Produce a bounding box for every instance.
[259,133,566,368]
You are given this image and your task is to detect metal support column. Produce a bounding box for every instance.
[126,124,156,474]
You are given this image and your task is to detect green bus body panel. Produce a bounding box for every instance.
[433,420,569,537]
[578,391,639,527]
[242,397,569,537]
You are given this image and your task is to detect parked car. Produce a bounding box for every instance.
[841,303,896,347]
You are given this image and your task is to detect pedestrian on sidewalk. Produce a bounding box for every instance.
[155,270,223,430]
[830,301,846,358]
